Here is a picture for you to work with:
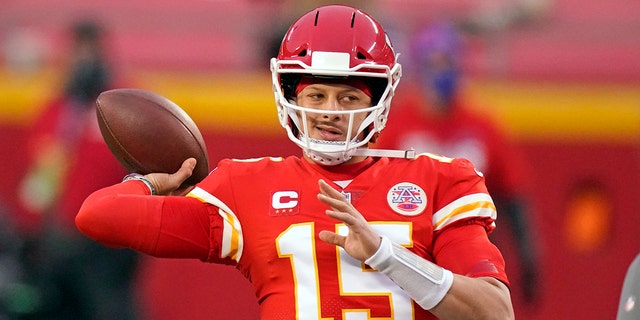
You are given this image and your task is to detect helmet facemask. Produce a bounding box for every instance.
[270,5,403,165]
[271,54,400,165]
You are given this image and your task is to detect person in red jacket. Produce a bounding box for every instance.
[17,20,140,320]
[375,21,539,302]
[76,5,514,319]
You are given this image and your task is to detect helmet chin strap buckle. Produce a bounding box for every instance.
[352,148,416,159]
[305,146,416,165]
[305,149,353,166]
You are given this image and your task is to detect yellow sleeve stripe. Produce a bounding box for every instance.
[187,187,243,262]
[432,193,497,231]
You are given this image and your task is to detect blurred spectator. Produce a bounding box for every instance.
[15,20,141,320]
[375,21,540,303]
[0,201,26,319]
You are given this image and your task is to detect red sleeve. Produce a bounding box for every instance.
[433,221,510,287]
[76,180,212,260]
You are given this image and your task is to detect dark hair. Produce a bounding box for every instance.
[64,20,111,103]
[72,20,103,45]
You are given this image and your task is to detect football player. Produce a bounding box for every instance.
[76,5,514,319]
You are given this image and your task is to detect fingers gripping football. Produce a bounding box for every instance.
[144,158,197,196]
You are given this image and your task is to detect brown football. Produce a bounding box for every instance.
[96,88,209,187]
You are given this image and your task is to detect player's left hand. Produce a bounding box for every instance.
[317,179,382,261]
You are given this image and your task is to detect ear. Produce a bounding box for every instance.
[369,132,380,143]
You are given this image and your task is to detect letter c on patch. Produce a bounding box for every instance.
[272,191,299,209]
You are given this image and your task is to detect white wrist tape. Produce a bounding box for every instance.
[365,236,454,310]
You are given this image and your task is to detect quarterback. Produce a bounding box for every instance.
[76,5,514,319]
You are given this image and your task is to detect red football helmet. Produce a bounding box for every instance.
[271,4,402,165]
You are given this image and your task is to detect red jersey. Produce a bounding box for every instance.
[77,154,508,319]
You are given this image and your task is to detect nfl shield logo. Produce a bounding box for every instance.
[387,182,427,216]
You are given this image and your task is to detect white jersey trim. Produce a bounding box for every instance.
[187,187,244,262]
[432,193,496,231]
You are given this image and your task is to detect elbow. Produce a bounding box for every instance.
[483,281,515,320]
[500,301,515,320]
[486,305,514,320]
[75,192,122,247]
[462,297,513,320]
[75,193,100,237]
[75,203,97,239]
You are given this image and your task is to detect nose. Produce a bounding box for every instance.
[320,99,343,120]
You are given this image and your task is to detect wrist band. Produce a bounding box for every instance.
[365,236,454,310]
[122,173,157,195]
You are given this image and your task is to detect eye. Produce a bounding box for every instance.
[338,94,365,107]
[308,92,324,100]
[297,91,325,106]
[340,95,358,102]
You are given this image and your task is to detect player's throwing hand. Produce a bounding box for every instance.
[144,158,197,196]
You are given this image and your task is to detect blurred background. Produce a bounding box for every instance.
[0,0,638,319]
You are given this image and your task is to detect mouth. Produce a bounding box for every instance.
[315,124,343,141]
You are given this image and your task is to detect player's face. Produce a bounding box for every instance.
[294,83,372,142]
